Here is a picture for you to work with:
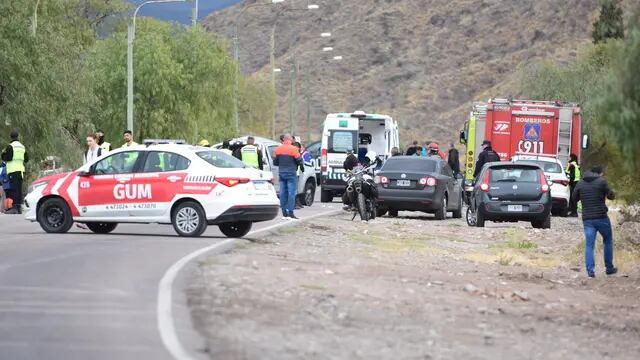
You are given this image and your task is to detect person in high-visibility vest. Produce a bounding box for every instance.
[1,129,29,214]
[121,130,138,148]
[566,153,581,217]
[96,129,111,153]
[240,136,263,170]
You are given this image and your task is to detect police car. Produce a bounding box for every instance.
[24,140,280,237]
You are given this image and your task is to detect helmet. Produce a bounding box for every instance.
[427,142,439,150]
[198,139,210,147]
[365,151,377,164]
[346,147,354,154]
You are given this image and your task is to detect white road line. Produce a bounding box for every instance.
[157,209,340,360]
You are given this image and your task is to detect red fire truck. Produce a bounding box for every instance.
[460,98,586,182]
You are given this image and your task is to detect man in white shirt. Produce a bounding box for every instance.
[84,133,102,164]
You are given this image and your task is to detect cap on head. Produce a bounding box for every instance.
[198,139,210,147]
[482,140,491,146]
[10,129,19,140]
[123,130,132,135]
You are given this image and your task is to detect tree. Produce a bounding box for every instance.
[593,0,625,43]
[0,0,127,178]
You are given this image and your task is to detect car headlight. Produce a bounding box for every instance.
[28,182,48,194]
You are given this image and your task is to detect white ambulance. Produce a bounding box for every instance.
[319,111,400,202]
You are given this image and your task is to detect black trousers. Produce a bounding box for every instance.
[7,171,23,212]
[568,181,578,214]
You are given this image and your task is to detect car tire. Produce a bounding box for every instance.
[466,206,476,226]
[85,222,118,234]
[37,198,74,234]
[172,201,207,237]
[302,180,316,206]
[376,207,388,217]
[559,207,569,217]
[475,208,485,228]
[532,213,552,229]
[320,189,333,203]
[452,194,463,219]
[388,209,398,218]
[434,195,447,220]
[219,221,252,238]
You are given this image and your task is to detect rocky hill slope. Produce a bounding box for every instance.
[204,0,610,144]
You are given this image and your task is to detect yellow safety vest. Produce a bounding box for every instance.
[121,141,138,148]
[6,141,26,174]
[100,142,111,153]
[565,161,581,182]
[241,145,259,168]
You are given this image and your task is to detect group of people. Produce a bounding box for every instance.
[394,141,461,176]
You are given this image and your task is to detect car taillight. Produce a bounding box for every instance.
[320,148,328,172]
[480,171,490,192]
[216,177,250,187]
[540,172,550,192]
[375,176,388,184]
[419,177,437,187]
[552,179,569,186]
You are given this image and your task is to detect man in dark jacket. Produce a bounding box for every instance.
[448,143,460,176]
[571,166,617,278]
[473,140,500,178]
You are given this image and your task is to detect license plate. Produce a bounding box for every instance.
[396,180,411,187]
[507,205,523,212]
[253,181,269,190]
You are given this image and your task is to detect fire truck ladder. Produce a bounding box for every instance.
[557,107,573,166]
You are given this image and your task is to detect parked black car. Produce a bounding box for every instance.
[375,156,463,219]
[466,162,552,228]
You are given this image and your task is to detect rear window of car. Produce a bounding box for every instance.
[382,158,438,172]
[515,160,562,173]
[489,166,541,183]
[197,151,246,168]
[328,130,357,153]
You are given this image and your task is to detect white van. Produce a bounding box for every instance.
[319,111,400,202]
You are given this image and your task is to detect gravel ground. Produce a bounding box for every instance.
[187,211,640,360]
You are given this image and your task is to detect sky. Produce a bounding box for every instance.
[130,0,241,24]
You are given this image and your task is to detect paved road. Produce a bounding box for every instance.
[0,197,338,360]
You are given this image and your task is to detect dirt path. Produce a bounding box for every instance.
[187,213,640,360]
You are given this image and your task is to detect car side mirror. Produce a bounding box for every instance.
[78,170,91,177]
[459,130,467,145]
[581,134,589,149]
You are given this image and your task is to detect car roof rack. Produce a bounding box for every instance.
[143,139,187,147]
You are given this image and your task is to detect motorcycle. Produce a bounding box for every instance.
[343,163,379,221]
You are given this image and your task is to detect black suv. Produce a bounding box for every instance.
[466,162,552,228]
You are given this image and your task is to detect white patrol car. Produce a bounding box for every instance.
[24,140,279,237]
[511,153,571,217]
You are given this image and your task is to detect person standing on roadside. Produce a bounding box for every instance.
[448,143,460,177]
[566,153,581,217]
[391,147,401,157]
[121,130,138,148]
[95,129,111,153]
[84,133,102,164]
[405,140,418,156]
[1,129,28,214]
[473,140,500,178]
[240,136,263,170]
[274,134,302,220]
[571,166,617,278]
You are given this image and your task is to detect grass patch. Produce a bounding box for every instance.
[275,226,303,235]
[491,228,537,250]
[497,252,514,266]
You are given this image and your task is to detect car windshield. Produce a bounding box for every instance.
[197,150,246,168]
[490,166,540,183]
[382,158,438,173]
[515,160,562,173]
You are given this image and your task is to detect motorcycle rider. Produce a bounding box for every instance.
[343,147,359,171]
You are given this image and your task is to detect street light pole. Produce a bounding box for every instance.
[127,0,186,134]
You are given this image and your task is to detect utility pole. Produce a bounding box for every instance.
[305,68,311,142]
[289,55,297,135]
[127,24,134,133]
[270,25,277,139]
[192,0,198,27]
[233,23,240,134]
